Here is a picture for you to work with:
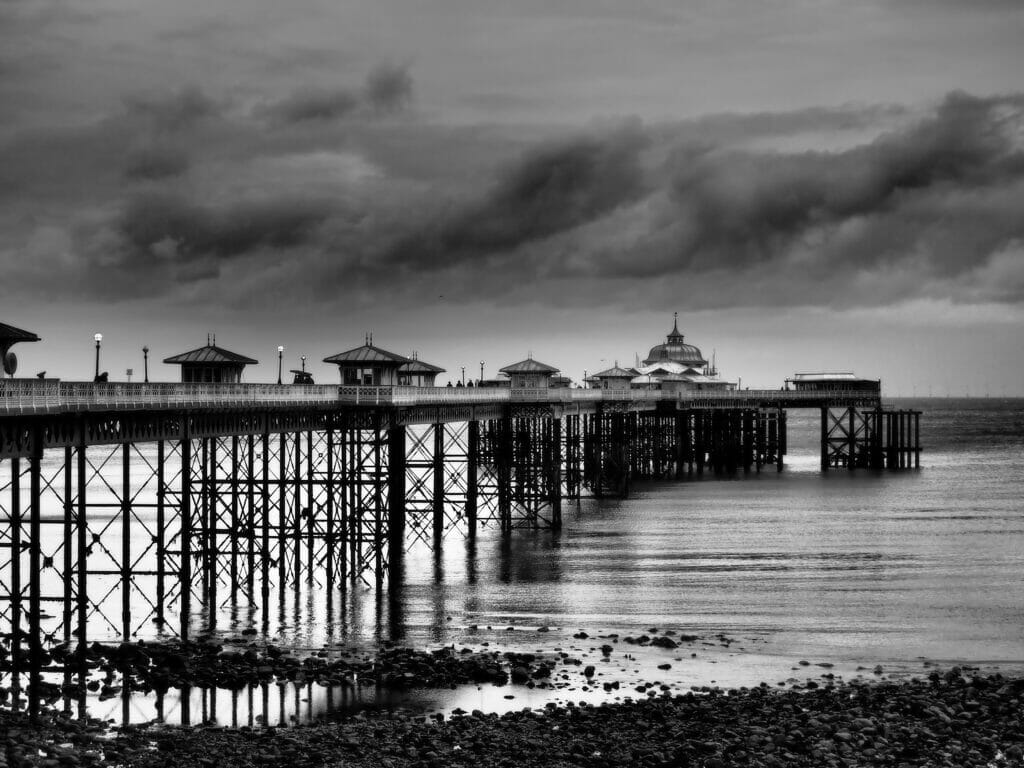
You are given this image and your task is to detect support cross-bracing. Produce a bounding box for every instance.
[1,393,921,717]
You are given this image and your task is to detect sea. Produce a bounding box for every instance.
[18,397,1024,725]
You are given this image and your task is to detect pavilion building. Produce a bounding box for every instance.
[324,338,444,387]
[499,357,560,388]
[590,364,636,390]
[397,354,445,387]
[631,315,734,391]
[324,339,409,386]
[163,339,258,383]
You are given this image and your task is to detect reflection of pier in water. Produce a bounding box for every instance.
[1,381,920,715]
[56,675,432,728]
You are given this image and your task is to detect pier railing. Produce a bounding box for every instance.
[1,380,342,415]
[1,379,881,415]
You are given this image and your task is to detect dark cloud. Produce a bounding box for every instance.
[260,64,414,124]
[6,88,1024,314]
[118,192,331,265]
[655,91,1024,273]
[364,63,413,112]
[121,86,220,131]
[374,92,1024,310]
[385,123,649,268]
[123,144,189,180]
[260,88,360,123]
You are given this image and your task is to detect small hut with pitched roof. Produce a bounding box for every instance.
[163,337,258,383]
[323,336,411,386]
[499,356,560,388]
[397,353,445,387]
[591,363,637,391]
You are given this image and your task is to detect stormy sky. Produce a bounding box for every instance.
[2,0,1023,395]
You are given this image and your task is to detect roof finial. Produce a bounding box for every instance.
[212,332,215,347]
[369,332,373,346]
[207,332,211,347]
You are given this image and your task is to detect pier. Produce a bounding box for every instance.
[1,333,920,716]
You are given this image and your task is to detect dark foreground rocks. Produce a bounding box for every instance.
[4,671,1024,767]
[24,640,551,703]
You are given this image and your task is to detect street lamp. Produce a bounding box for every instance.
[301,355,306,373]
[277,345,284,385]
[461,366,465,385]
[93,333,102,381]
[583,370,587,389]
[479,361,484,384]
[142,346,149,383]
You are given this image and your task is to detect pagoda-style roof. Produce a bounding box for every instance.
[163,344,258,365]
[323,344,411,366]
[398,358,445,374]
[500,358,559,375]
[592,365,636,379]
[1,321,41,345]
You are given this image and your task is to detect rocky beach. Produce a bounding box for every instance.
[3,634,1024,768]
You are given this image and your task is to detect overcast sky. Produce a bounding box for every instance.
[2,0,1023,395]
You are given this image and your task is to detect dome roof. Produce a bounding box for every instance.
[642,315,707,367]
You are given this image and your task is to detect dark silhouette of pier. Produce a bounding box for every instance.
[0,326,920,717]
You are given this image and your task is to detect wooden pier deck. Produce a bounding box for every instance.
[1,379,882,416]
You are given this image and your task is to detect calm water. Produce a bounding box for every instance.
[333,398,1024,659]
[20,398,1024,723]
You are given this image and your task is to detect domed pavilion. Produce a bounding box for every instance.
[633,314,734,391]
[642,313,707,368]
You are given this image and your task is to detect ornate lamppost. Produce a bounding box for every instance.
[143,346,149,383]
[93,333,102,381]
[277,345,284,385]
[479,361,484,384]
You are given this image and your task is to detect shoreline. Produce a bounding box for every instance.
[4,633,1024,767]
[4,667,1023,767]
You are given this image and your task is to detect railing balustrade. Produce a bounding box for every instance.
[1,378,881,415]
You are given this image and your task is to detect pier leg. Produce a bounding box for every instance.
[180,422,192,642]
[260,423,271,622]
[777,409,785,472]
[75,436,87,655]
[388,425,406,585]
[62,447,73,646]
[497,416,512,532]
[121,442,131,639]
[433,423,445,543]
[466,420,478,538]
[28,428,42,716]
[550,418,562,530]
[820,407,829,471]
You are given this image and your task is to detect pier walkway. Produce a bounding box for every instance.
[1,379,882,415]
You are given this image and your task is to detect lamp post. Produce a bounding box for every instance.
[461,366,465,385]
[301,355,306,373]
[143,346,149,383]
[583,369,587,389]
[277,345,284,385]
[479,361,484,384]
[93,333,102,381]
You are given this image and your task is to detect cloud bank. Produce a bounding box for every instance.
[3,85,1023,313]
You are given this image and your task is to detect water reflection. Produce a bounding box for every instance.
[56,676,436,728]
